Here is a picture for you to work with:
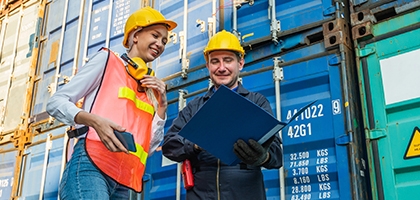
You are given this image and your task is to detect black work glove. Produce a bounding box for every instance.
[233,136,275,166]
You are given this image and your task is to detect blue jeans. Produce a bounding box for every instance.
[59,138,130,200]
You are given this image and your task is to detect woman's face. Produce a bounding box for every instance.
[131,24,168,63]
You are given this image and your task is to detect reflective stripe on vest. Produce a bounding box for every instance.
[118,87,154,116]
[85,48,153,192]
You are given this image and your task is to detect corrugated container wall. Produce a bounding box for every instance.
[3,0,420,199]
[0,0,154,199]
[146,0,370,200]
[351,1,420,199]
[0,0,43,199]
[0,0,39,137]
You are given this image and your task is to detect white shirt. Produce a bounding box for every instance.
[46,50,165,154]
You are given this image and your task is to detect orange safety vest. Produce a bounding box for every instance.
[85,48,154,192]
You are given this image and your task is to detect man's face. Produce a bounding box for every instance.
[132,24,168,63]
[206,50,244,89]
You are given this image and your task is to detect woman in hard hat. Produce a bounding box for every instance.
[47,7,177,199]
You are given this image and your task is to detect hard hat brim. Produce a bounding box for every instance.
[122,20,178,48]
[147,20,177,31]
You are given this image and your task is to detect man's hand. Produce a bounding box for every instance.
[233,137,274,166]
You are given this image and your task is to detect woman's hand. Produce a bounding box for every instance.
[74,111,129,153]
[140,75,167,119]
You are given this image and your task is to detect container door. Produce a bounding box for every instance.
[234,0,337,47]
[0,149,18,200]
[84,0,143,56]
[356,8,420,200]
[0,0,39,134]
[146,0,370,199]
[155,0,217,78]
[19,128,67,200]
[272,42,364,200]
[31,0,85,120]
[350,0,420,14]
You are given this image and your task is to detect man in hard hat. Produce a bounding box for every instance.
[162,30,283,199]
[46,7,177,199]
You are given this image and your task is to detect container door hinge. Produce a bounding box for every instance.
[268,0,281,45]
[196,19,206,33]
[367,129,387,140]
[357,47,376,58]
[235,0,255,7]
[181,58,190,79]
[179,31,190,79]
[178,90,187,111]
[336,134,351,145]
[273,57,284,81]
[207,17,215,38]
[169,31,178,44]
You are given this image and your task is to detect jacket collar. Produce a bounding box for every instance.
[203,82,249,100]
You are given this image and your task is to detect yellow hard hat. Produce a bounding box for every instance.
[123,6,177,48]
[203,30,245,62]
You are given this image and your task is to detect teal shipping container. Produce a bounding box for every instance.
[354,5,420,200]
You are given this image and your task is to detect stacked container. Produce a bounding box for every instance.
[148,0,370,199]
[0,0,154,199]
[351,0,420,199]
[1,0,419,199]
[0,0,44,199]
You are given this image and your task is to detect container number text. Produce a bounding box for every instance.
[286,103,324,139]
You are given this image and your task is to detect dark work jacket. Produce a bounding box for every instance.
[162,83,283,200]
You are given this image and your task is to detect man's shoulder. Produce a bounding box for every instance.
[183,92,211,112]
[241,88,265,99]
[188,95,206,106]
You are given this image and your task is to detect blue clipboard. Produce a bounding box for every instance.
[179,85,316,165]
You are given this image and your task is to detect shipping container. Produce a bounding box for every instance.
[1,0,160,199]
[157,0,343,82]
[349,0,420,38]
[349,0,420,16]
[148,42,371,199]
[0,0,40,136]
[1,0,420,199]
[354,5,420,200]
[18,127,67,199]
[145,0,370,200]
[0,1,43,199]
[0,144,17,200]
